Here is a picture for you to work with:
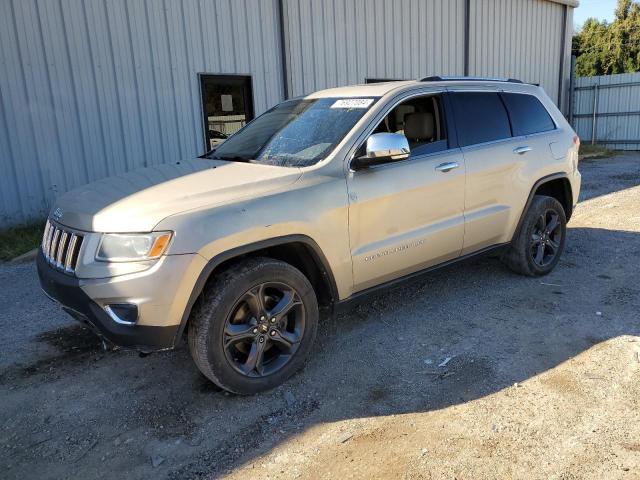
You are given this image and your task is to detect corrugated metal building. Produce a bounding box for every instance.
[0,0,576,228]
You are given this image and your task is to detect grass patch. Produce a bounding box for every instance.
[0,222,44,261]
[579,144,617,161]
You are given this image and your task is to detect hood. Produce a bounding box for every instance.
[52,159,301,232]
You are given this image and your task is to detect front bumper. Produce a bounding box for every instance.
[37,252,195,352]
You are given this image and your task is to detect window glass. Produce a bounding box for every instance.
[450,92,512,147]
[370,94,447,157]
[200,75,254,151]
[501,93,556,136]
[207,98,375,167]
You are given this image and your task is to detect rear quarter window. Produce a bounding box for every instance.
[450,92,512,147]
[500,92,556,136]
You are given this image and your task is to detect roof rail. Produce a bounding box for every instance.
[420,76,523,84]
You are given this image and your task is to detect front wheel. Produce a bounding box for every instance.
[502,195,567,276]
[188,257,318,394]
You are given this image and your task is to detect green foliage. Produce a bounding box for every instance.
[573,0,640,76]
[0,222,44,261]
[578,144,617,160]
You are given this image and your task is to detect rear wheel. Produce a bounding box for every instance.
[188,257,318,394]
[502,195,566,276]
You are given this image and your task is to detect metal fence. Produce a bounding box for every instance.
[570,71,640,150]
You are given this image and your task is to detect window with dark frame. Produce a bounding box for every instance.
[369,94,448,157]
[449,92,512,147]
[200,75,254,152]
[500,93,556,136]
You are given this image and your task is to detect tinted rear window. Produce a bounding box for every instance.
[450,92,512,147]
[501,93,555,136]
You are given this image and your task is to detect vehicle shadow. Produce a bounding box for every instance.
[578,152,640,201]
[165,225,639,477]
[2,226,639,480]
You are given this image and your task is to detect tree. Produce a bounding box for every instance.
[573,0,640,76]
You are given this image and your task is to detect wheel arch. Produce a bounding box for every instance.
[512,173,573,243]
[172,235,338,345]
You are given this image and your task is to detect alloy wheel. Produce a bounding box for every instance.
[222,282,305,378]
[530,209,562,267]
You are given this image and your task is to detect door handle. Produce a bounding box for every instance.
[513,146,532,155]
[435,161,459,172]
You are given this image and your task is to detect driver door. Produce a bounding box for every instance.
[346,93,466,292]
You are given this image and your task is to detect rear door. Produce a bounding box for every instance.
[499,90,565,226]
[500,91,559,164]
[449,91,526,254]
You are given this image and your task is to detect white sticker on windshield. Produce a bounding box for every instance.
[330,98,374,109]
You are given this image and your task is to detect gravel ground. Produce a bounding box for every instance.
[1,153,639,479]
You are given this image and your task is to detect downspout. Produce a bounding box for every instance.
[557,4,568,110]
[277,0,289,99]
[464,0,470,76]
[568,55,576,127]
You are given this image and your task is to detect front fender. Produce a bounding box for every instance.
[169,234,339,347]
[154,172,354,344]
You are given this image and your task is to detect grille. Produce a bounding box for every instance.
[41,219,84,274]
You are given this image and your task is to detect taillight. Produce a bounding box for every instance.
[573,135,580,149]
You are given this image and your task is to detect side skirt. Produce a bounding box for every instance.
[334,243,509,314]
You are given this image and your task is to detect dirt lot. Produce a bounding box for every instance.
[1,153,639,479]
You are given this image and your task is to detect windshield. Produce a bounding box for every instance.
[205,97,377,167]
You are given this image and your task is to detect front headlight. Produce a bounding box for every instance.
[96,232,173,262]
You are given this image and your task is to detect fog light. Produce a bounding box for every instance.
[105,303,138,325]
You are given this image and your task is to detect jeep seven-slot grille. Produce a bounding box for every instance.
[41,219,84,274]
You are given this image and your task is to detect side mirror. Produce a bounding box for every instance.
[352,133,410,170]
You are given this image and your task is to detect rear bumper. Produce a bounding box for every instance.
[572,170,582,209]
[37,252,178,352]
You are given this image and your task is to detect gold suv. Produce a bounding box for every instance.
[38,77,581,394]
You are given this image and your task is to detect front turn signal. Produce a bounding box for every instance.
[149,233,172,258]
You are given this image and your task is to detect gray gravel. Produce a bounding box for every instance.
[1,153,639,479]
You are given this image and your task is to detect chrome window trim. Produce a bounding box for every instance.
[351,146,463,173]
[459,134,527,151]
[525,128,561,139]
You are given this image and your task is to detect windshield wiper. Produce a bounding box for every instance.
[209,155,251,162]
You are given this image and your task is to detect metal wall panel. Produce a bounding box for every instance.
[283,0,569,101]
[573,72,640,151]
[282,0,467,97]
[469,0,565,103]
[0,0,574,228]
[0,0,284,227]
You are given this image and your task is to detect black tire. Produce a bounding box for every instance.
[188,257,318,394]
[502,195,567,276]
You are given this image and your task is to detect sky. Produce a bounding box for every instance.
[574,0,617,30]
